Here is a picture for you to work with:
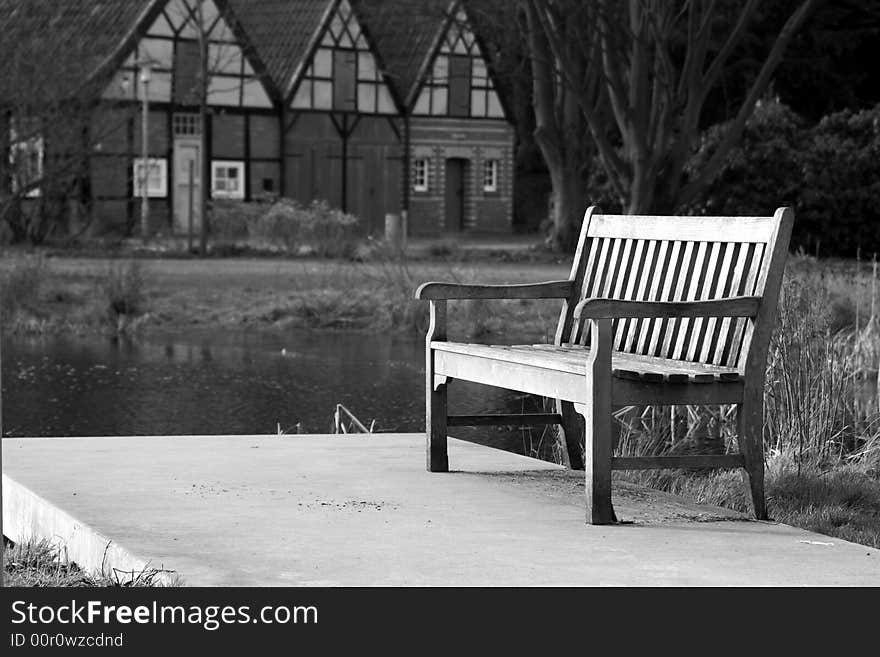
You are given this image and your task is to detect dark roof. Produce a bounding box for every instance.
[355,0,451,105]
[0,0,158,102]
[0,0,503,113]
[227,0,330,100]
[227,0,454,106]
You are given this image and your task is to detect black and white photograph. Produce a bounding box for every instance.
[1,0,878,624]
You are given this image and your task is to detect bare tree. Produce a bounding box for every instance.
[1,33,132,244]
[530,0,821,215]
[521,1,607,250]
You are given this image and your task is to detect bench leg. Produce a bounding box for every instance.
[737,396,767,520]
[556,400,584,470]
[426,301,448,472]
[427,376,449,472]
[575,318,616,525]
[575,400,616,524]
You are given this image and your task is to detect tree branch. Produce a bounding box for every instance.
[677,0,822,208]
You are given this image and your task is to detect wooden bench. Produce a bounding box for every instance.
[415,206,793,524]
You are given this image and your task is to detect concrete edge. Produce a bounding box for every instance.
[2,473,177,586]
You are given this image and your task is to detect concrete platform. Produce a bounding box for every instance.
[3,434,878,586]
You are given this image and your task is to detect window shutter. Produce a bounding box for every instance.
[174,40,201,106]
[333,50,357,111]
[448,55,471,117]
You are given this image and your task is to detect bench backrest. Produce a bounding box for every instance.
[556,207,794,373]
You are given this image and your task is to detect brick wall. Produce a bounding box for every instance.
[406,118,514,235]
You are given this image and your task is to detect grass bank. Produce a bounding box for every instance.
[0,254,149,336]
[0,248,566,340]
[3,539,175,587]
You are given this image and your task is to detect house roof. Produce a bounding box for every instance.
[226,0,455,106]
[0,0,160,103]
[227,0,331,101]
[0,0,505,114]
[354,0,452,106]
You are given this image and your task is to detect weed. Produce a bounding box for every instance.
[0,254,44,319]
[4,538,178,587]
[102,258,147,332]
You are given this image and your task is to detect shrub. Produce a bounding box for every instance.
[799,105,880,257]
[209,199,268,241]
[687,100,880,257]
[684,98,805,218]
[252,198,360,258]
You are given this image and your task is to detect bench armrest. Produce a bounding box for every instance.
[415,280,574,300]
[573,296,761,320]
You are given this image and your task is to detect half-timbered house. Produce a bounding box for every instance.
[1,0,516,239]
[230,0,404,234]
[1,0,279,237]
[363,0,515,234]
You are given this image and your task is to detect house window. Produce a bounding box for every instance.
[211,160,245,199]
[8,130,44,198]
[173,113,201,137]
[413,158,429,192]
[411,8,504,119]
[483,159,498,193]
[291,0,396,114]
[132,158,168,198]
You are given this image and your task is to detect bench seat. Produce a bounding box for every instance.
[433,342,743,383]
[432,342,744,408]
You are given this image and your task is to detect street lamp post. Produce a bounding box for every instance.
[139,62,152,238]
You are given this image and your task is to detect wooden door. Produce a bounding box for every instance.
[444,158,466,231]
[173,138,201,235]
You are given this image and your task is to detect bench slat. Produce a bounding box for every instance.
[624,239,655,353]
[646,240,679,356]
[672,241,708,360]
[728,242,764,367]
[588,213,777,242]
[616,239,645,349]
[447,413,563,427]
[713,242,750,365]
[611,455,745,470]
[686,241,723,362]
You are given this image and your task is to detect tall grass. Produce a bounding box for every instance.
[100,258,150,335]
[0,254,45,320]
[0,255,151,334]
[608,255,880,546]
[4,539,176,587]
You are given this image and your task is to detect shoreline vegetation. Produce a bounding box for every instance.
[1,243,879,553]
[3,539,176,587]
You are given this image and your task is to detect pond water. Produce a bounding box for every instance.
[0,330,555,460]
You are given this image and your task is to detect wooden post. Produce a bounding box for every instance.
[426,300,448,472]
[187,160,194,253]
[575,318,616,524]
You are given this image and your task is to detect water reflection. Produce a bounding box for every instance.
[1,330,555,459]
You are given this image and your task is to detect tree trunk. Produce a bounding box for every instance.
[547,159,588,251]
